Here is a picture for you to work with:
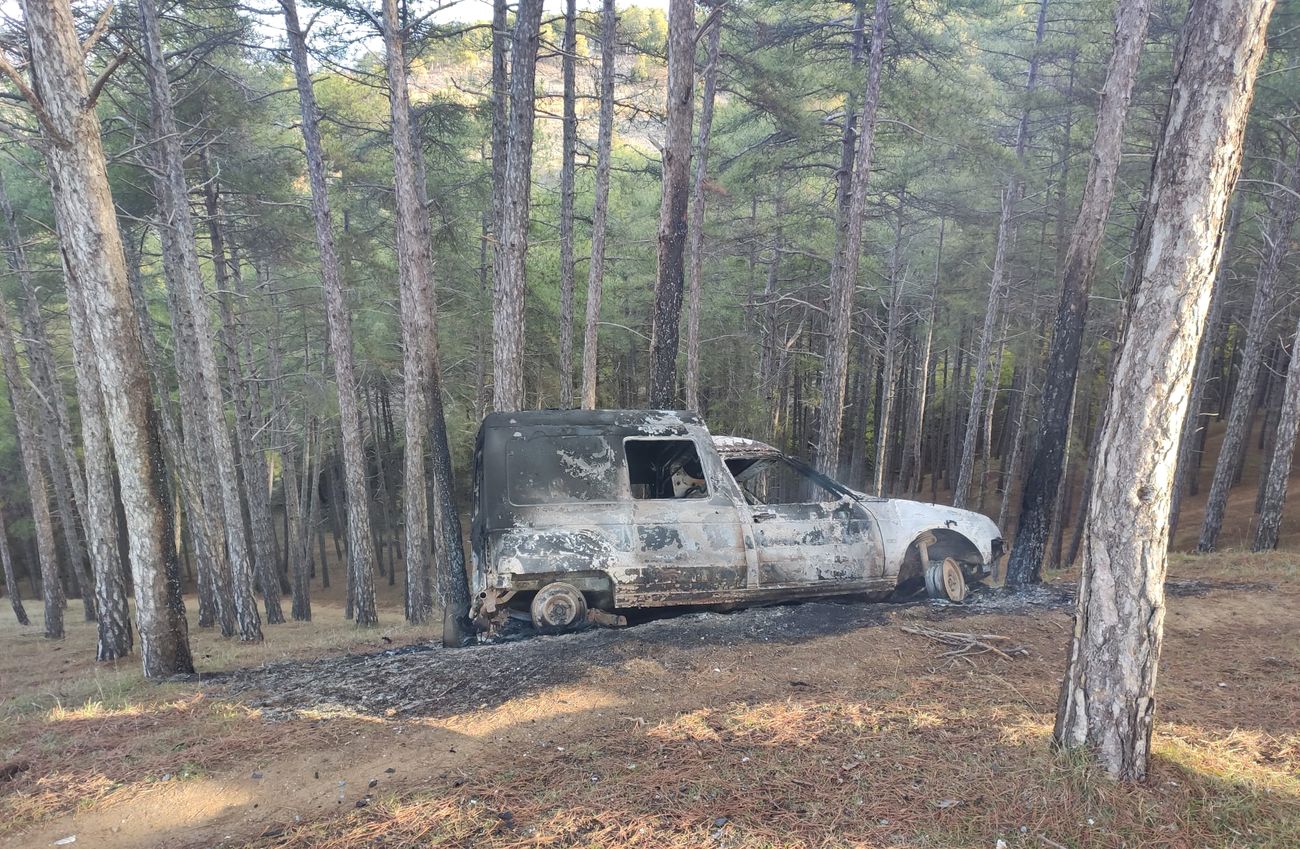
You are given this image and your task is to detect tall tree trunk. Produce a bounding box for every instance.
[268,286,310,621]
[491,0,544,411]
[683,7,724,412]
[557,0,579,408]
[1253,312,1300,551]
[647,0,697,406]
[579,0,618,410]
[874,200,906,495]
[0,298,63,638]
[952,0,1048,508]
[1053,0,1274,780]
[382,0,436,623]
[0,509,29,626]
[25,0,194,677]
[1198,149,1300,552]
[815,0,888,477]
[1008,0,1151,581]
[0,172,99,624]
[138,0,262,641]
[200,159,283,624]
[281,0,379,624]
[900,222,942,495]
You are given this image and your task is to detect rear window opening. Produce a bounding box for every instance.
[625,438,708,500]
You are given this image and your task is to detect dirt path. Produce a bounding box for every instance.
[6,578,1287,849]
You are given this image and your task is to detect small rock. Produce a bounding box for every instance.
[384,767,396,774]
[498,811,514,821]
[356,798,370,809]
[713,817,728,828]
[934,799,962,809]
[368,779,379,789]
[251,771,264,780]
[996,840,1008,849]
[52,838,76,847]
[160,773,173,782]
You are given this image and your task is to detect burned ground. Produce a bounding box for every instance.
[213,586,1076,722]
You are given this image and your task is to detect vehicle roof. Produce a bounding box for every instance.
[711,435,783,459]
[480,409,705,431]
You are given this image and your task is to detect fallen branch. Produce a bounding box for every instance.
[900,625,1030,661]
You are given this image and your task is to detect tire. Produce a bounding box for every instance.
[925,557,968,603]
[530,581,589,629]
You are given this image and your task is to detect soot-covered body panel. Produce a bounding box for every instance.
[468,411,1003,630]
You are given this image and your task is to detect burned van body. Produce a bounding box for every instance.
[468,410,1005,632]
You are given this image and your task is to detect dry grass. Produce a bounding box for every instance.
[3,553,1298,848]
[0,597,440,836]
[234,563,1299,849]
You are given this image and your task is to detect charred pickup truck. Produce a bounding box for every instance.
[466,410,1006,634]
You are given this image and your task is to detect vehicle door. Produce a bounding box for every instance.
[722,456,881,589]
[623,435,748,602]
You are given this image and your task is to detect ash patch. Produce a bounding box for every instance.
[207,590,1067,722]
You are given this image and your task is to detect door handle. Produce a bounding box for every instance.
[751,510,778,523]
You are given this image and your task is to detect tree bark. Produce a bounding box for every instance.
[0,509,29,626]
[0,297,63,638]
[281,0,379,624]
[647,0,697,407]
[1008,0,1152,582]
[557,0,579,408]
[1170,196,1240,538]
[138,0,262,641]
[1053,0,1274,780]
[580,0,618,410]
[491,0,544,411]
[952,0,1047,509]
[1198,148,1300,552]
[683,7,724,412]
[815,0,888,477]
[25,0,194,677]
[1254,312,1300,551]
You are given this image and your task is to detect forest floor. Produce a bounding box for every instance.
[1,550,1297,849]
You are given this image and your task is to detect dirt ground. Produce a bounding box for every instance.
[2,550,1297,849]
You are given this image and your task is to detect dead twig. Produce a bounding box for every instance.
[900,625,1030,661]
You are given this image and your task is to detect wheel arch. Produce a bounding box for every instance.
[897,528,985,586]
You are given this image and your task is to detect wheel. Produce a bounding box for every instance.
[925,557,968,603]
[530,582,588,629]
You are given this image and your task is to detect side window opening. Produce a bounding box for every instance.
[723,457,839,506]
[625,438,708,499]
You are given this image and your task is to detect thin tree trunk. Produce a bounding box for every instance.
[874,200,906,495]
[201,159,283,625]
[268,288,310,621]
[683,7,724,412]
[557,0,579,408]
[901,223,942,495]
[579,0,618,410]
[0,510,29,625]
[815,0,888,476]
[1053,0,1273,779]
[25,0,194,676]
[953,0,1048,509]
[281,0,379,624]
[0,299,62,638]
[1254,312,1300,550]
[492,0,544,411]
[1198,148,1300,552]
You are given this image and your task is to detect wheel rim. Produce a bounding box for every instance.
[531,582,587,628]
[941,558,967,602]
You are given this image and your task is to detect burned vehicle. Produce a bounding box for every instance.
[467,410,1006,633]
